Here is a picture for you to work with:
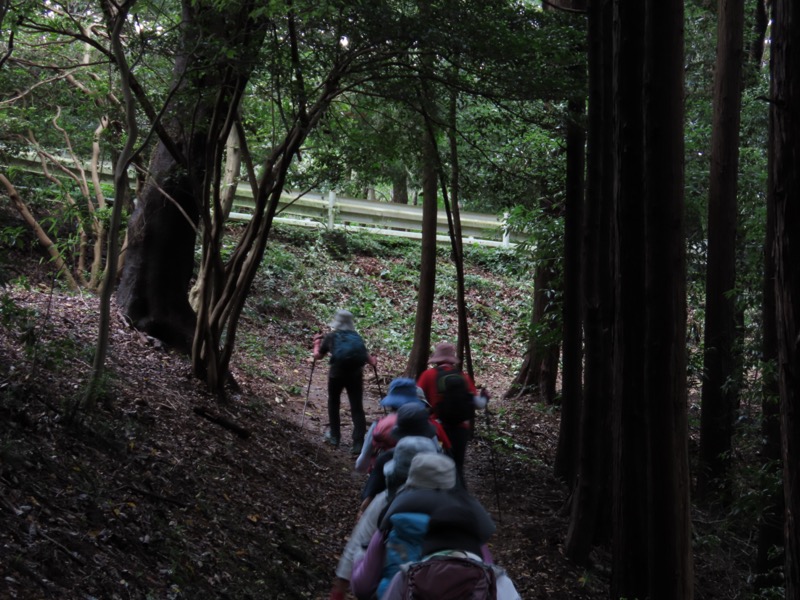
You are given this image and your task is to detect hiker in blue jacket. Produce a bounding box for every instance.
[328,437,443,600]
[381,504,521,600]
[313,309,377,455]
[350,454,497,600]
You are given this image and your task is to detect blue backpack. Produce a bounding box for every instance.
[331,330,368,369]
[377,512,430,598]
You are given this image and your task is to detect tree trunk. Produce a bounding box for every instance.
[566,0,614,565]
[697,0,745,502]
[610,1,649,595]
[554,94,586,487]
[116,0,265,352]
[406,114,438,378]
[769,2,800,595]
[755,128,784,586]
[642,1,692,596]
[391,164,409,204]
[506,258,560,402]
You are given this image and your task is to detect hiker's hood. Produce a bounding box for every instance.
[405,453,457,490]
[383,436,440,485]
[391,403,436,439]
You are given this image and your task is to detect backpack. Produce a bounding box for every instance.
[402,555,497,600]
[330,330,368,369]
[434,367,475,426]
[377,512,430,598]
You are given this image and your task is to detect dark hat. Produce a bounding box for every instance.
[391,403,436,439]
[422,504,483,556]
[380,378,425,410]
[429,342,458,365]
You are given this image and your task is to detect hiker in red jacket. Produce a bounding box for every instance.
[416,342,488,486]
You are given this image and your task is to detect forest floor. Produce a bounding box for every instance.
[0,225,755,599]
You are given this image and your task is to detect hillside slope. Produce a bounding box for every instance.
[0,224,749,599]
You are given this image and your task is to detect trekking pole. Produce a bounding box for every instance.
[300,357,317,432]
[481,394,503,524]
[370,363,387,414]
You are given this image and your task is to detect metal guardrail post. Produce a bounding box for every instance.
[327,190,336,229]
[502,212,511,248]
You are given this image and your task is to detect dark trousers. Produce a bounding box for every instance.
[327,370,366,444]
[443,424,471,488]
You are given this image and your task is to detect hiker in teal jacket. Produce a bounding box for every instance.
[313,310,376,455]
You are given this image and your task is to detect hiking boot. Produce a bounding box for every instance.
[324,431,340,447]
[351,440,363,456]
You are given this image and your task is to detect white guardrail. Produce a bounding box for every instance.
[3,155,519,248]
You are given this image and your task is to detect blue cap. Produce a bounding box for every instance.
[380,378,424,409]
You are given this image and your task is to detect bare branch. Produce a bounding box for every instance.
[0,174,79,290]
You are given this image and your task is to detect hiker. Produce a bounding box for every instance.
[358,402,450,514]
[355,378,426,475]
[381,504,521,600]
[328,437,443,600]
[313,309,377,455]
[350,454,496,600]
[416,341,488,485]
[356,382,451,475]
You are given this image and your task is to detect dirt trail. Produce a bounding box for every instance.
[289,362,608,600]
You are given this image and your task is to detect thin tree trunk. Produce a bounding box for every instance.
[769,1,800,595]
[566,0,614,564]
[0,175,79,290]
[697,0,745,502]
[554,93,586,487]
[755,132,784,585]
[406,115,438,378]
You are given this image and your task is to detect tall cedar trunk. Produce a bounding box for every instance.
[554,93,586,486]
[698,0,745,501]
[643,1,693,596]
[610,1,649,596]
[566,0,614,564]
[506,257,560,401]
[406,116,438,378]
[769,1,800,595]
[116,0,262,351]
[446,89,474,379]
[755,135,784,584]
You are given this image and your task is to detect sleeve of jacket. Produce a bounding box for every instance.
[334,492,387,580]
[350,529,386,600]
[354,422,377,473]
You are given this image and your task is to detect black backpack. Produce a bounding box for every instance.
[330,330,368,369]
[403,555,497,600]
[434,366,475,425]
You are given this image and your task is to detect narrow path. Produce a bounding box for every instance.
[288,363,607,599]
